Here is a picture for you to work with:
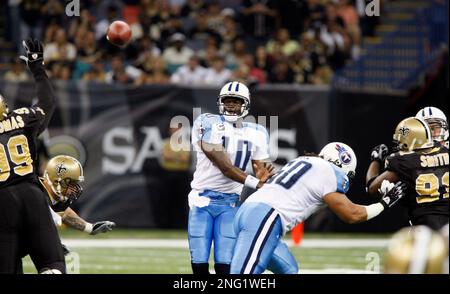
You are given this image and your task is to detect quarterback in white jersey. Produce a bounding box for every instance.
[230,142,407,274]
[188,81,274,274]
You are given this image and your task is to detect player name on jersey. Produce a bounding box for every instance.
[0,115,25,134]
[420,153,449,168]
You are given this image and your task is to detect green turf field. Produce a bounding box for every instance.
[22,229,389,274]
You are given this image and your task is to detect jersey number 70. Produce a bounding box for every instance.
[267,160,312,189]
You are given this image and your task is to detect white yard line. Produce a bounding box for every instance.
[61,238,389,248]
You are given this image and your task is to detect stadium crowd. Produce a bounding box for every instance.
[2,0,380,86]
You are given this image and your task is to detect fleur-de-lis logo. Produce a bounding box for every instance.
[399,126,410,136]
[56,164,68,176]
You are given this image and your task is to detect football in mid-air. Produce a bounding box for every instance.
[107,20,132,47]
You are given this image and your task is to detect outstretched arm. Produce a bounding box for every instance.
[62,207,89,232]
[324,182,406,224]
[20,39,56,132]
[62,207,116,235]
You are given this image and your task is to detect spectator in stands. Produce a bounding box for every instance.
[242,54,267,85]
[44,29,77,63]
[241,0,278,46]
[232,63,251,85]
[3,57,30,82]
[290,48,313,84]
[268,57,294,83]
[199,41,220,68]
[135,36,162,68]
[148,57,171,84]
[77,31,102,64]
[19,0,43,42]
[277,0,308,39]
[310,61,333,85]
[304,0,326,30]
[41,0,65,27]
[163,33,194,73]
[226,38,248,70]
[82,61,107,83]
[266,28,300,57]
[205,2,224,34]
[337,0,361,58]
[170,55,207,86]
[180,0,207,18]
[218,9,242,56]
[49,62,73,81]
[188,10,222,51]
[254,45,270,73]
[95,0,124,24]
[106,55,142,84]
[68,9,96,42]
[203,55,232,86]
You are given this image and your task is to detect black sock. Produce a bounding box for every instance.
[191,262,210,274]
[214,263,230,274]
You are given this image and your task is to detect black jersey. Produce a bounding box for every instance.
[0,106,48,189]
[385,146,449,221]
[38,177,72,213]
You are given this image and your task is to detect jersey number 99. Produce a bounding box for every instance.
[0,135,34,182]
[415,172,449,203]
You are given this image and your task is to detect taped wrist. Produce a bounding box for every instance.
[84,223,93,234]
[365,203,384,220]
[244,175,260,189]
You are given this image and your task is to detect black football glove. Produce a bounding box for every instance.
[19,39,44,73]
[90,221,116,235]
[379,181,406,209]
[370,144,389,163]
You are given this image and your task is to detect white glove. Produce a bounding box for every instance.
[378,179,395,195]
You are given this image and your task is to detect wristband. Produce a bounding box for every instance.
[244,175,260,189]
[84,223,93,234]
[364,203,384,220]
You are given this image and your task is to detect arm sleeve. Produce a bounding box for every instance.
[385,153,409,179]
[31,67,56,134]
[322,164,349,196]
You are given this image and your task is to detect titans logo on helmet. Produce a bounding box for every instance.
[335,144,352,165]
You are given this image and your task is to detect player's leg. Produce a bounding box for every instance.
[412,214,449,230]
[21,183,66,273]
[230,202,282,274]
[267,241,299,274]
[188,205,214,274]
[0,187,22,273]
[213,205,239,274]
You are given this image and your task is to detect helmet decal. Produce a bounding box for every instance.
[56,163,68,176]
[335,144,352,165]
[399,126,410,137]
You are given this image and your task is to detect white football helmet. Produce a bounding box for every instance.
[415,106,448,141]
[217,81,250,122]
[319,142,357,179]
